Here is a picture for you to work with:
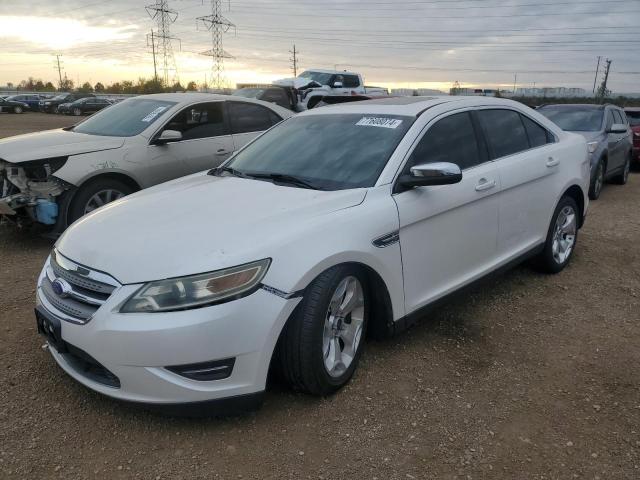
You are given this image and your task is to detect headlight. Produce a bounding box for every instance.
[120,259,271,313]
[45,101,51,105]
[587,141,599,154]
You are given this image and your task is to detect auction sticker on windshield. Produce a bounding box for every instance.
[356,117,403,129]
[141,106,168,123]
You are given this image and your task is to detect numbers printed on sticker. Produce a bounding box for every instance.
[356,117,403,129]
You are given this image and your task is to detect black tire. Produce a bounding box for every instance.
[532,196,579,274]
[13,106,23,114]
[612,155,631,185]
[67,178,134,226]
[306,96,323,110]
[277,265,369,396]
[588,160,604,200]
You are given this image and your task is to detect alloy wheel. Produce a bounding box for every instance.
[552,205,577,265]
[322,276,365,378]
[83,189,125,214]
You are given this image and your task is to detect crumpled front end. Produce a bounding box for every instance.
[0,157,71,227]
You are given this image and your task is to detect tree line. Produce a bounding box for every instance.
[7,77,200,94]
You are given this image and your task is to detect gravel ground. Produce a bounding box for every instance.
[1,114,639,479]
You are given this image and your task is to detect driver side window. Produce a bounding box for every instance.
[405,111,485,173]
[164,102,227,140]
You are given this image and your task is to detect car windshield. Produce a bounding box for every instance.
[224,114,414,190]
[72,98,176,137]
[537,106,603,132]
[52,94,69,100]
[626,111,640,127]
[233,88,266,99]
[298,71,333,85]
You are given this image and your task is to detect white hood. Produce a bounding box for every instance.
[0,129,124,164]
[56,173,366,284]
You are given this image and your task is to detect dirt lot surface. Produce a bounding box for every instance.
[1,114,639,479]
[0,112,77,137]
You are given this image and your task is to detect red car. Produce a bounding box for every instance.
[624,107,640,165]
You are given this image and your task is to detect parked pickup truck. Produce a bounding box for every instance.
[273,69,389,111]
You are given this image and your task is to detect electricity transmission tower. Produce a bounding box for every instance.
[197,0,235,90]
[146,0,180,87]
[596,59,612,103]
[289,44,299,77]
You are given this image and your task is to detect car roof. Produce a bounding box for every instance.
[538,103,607,110]
[299,95,530,117]
[301,68,358,76]
[624,107,640,112]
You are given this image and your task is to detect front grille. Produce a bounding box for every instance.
[39,249,119,324]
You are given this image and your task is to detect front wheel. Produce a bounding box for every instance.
[277,265,368,395]
[532,196,579,274]
[67,178,134,226]
[73,107,82,116]
[13,106,23,114]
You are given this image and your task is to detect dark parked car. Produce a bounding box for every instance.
[4,94,42,109]
[624,107,640,166]
[0,97,28,114]
[233,86,296,110]
[39,92,95,113]
[58,97,112,116]
[538,104,632,199]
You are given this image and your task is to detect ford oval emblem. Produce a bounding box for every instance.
[51,278,71,298]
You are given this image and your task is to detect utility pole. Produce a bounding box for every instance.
[146,0,180,87]
[513,73,517,95]
[53,54,64,90]
[592,55,601,94]
[289,44,299,77]
[147,29,159,87]
[596,59,612,103]
[197,0,235,91]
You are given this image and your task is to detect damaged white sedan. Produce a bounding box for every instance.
[0,93,291,232]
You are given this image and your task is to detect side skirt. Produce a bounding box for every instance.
[389,243,545,337]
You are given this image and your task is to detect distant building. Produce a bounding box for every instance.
[391,88,446,96]
[514,87,588,98]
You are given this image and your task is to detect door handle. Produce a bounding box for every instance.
[546,157,560,167]
[216,148,231,155]
[475,178,496,192]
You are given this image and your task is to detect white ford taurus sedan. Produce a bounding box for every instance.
[0,93,292,232]
[35,96,590,413]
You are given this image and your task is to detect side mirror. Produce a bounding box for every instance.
[398,162,462,189]
[154,129,182,145]
[332,81,343,88]
[608,123,628,134]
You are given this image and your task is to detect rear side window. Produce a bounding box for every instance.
[229,102,282,134]
[262,89,290,109]
[343,75,360,88]
[408,112,484,171]
[612,109,625,125]
[521,114,552,148]
[477,109,530,158]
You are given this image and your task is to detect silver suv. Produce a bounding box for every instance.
[538,104,632,199]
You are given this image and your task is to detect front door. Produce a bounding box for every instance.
[147,101,235,184]
[393,110,500,314]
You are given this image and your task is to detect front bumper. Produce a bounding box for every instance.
[35,259,300,406]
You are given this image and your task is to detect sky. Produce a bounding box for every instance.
[0,0,639,93]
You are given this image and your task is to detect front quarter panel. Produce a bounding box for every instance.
[263,185,406,321]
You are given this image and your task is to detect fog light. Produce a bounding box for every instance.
[166,357,235,381]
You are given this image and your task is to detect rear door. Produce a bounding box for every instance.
[611,109,628,171]
[393,109,500,313]
[147,101,234,183]
[604,109,623,173]
[476,108,559,259]
[227,101,283,151]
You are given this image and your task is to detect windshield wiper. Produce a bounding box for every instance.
[246,172,321,190]
[209,166,249,178]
